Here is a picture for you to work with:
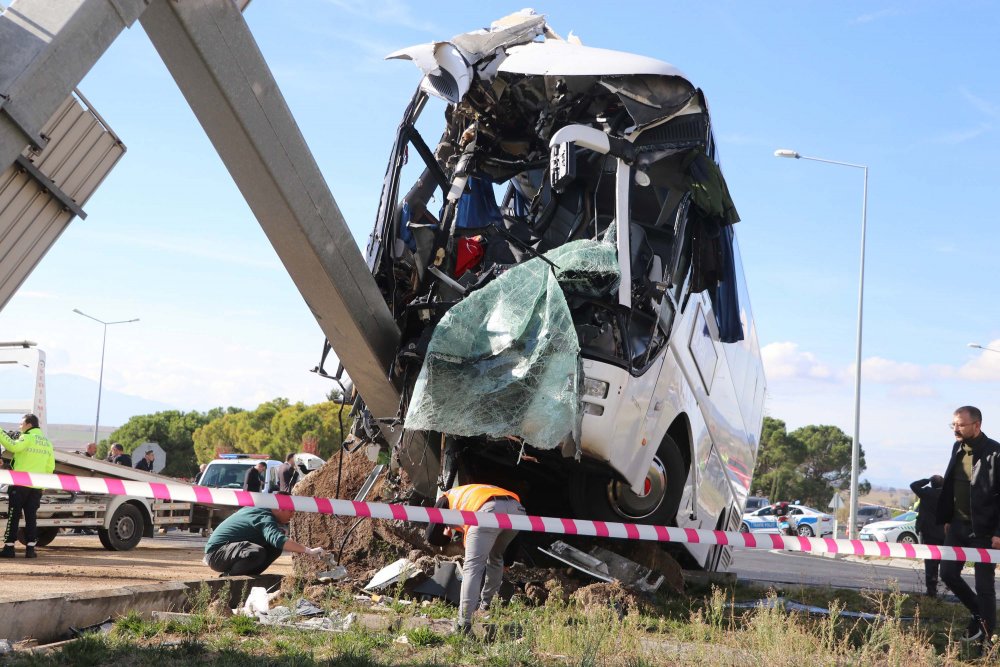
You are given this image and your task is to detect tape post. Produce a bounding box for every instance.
[1,470,995,564]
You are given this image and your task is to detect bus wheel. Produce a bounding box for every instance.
[572,435,686,525]
[98,503,144,551]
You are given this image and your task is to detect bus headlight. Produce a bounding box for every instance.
[583,378,609,399]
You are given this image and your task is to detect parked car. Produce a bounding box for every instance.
[198,454,282,492]
[856,505,893,531]
[858,510,918,544]
[744,496,771,512]
[740,503,834,537]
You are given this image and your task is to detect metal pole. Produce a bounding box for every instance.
[774,151,868,539]
[94,322,107,446]
[848,166,868,540]
[73,309,139,448]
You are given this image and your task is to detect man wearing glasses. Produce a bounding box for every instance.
[0,414,55,558]
[938,406,1000,644]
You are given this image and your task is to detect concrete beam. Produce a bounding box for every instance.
[0,0,148,168]
[138,0,402,421]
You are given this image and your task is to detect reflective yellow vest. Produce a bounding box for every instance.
[0,427,56,483]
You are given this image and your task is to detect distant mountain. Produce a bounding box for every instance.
[0,367,180,427]
[45,373,178,426]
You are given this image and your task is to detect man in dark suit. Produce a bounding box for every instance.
[242,461,267,492]
[938,405,1000,644]
[910,474,944,597]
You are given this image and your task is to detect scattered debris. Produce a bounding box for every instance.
[412,560,463,605]
[728,597,910,621]
[68,617,113,638]
[364,558,423,592]
[316,565,348,583]
[540,541,664,592]
[242,586,270,617]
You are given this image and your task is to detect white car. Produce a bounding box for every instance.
[740,504,834,537]
[858,510,918,544]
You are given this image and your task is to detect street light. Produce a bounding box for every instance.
[968,343,1000,354]
[73,309,139,445]
[775,148,869,540]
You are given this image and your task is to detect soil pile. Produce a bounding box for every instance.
[289,450,417,579]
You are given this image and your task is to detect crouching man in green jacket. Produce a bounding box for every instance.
[0,414,55,558]
[204,498,326,576]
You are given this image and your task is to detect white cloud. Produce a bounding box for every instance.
[956,340,1000,381]
[960,87,1000,119]
[851,9,902,25]
[931,123,992,145]
[761,342,835,381]
[860,357,924,383]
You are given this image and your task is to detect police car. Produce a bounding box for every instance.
[858,510,918,543]
[740,503,834,537]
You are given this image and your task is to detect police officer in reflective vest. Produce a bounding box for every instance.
[0,414,55,558]
[425,483,525,634]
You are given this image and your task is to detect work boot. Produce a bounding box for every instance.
[25,546,37,559]
[451,619,473,637]
[0,545,14,558]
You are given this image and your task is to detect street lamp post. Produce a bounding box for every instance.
[73,309,139,446]
[968,343,1000,354]
[775,148,868,540]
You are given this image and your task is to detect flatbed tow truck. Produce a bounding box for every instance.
[0,341,200,550]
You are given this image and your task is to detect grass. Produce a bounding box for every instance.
[8,580,1000,665]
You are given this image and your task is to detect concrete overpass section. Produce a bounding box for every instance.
[0,0,401,426]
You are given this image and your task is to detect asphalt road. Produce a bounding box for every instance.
[732,548,989,598]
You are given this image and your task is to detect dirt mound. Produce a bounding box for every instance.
[288,450,417,579]
[570,581,652,616]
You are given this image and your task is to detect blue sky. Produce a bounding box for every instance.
[1,2,999,486]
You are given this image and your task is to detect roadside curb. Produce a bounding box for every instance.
[0,574,281,644]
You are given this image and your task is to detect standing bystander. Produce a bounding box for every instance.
[938,406,1000,644]
[277,453,297,493]
[0,414,55,558]
[107,443,132,467]
[909,474,945,597]
[243,461,267,492]
[135,450,155,472]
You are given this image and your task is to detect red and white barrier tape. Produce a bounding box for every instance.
[1,470,993,564]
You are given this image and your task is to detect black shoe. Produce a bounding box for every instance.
[0,545,14,558]
[452,619,473,637]
[25,546,37,559]
[962,616,987,642]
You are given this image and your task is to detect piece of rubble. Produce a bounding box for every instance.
[540,541,665,592]
[363,558,422,591]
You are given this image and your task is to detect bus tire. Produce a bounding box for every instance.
[98,503,144,551]
[572,434,686,525]
[16,526,58,547]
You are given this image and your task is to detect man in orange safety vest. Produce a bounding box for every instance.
[425,483,525,634]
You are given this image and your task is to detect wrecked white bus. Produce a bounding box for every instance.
[334,12,765,571]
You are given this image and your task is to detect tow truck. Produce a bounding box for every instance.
[0,341,197,550]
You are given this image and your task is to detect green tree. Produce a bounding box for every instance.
[106,408,241,478]
[752,416,870,507]
[192,398,346,463]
